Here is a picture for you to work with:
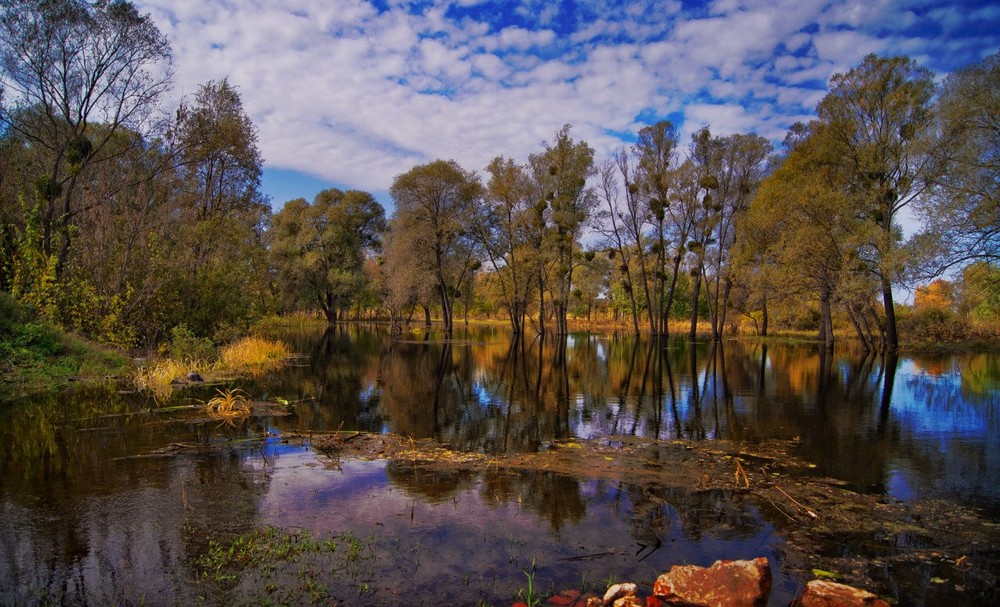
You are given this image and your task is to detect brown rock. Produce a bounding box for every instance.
[652,557,771,607]
[792,580,890,607]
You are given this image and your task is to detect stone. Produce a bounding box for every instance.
[603,583,638,606]
[186,370,204,382]
[613,596,644,607]
[792,580,891,607]
[652,557,771,607]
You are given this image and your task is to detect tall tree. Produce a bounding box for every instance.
[166,79,271,336]
[473,156,536,334]
[702,131,773,340]
[918,51,1000,269]
[595,158,642,334]
[389,159,482,335]
[271,189,386,323]
[0,0,172,279]
[738,122,860,350]
[817,54,937,351]
[634,120,679,335]
[529,125,596,335]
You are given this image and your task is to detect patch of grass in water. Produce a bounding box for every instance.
[193,526,378,604]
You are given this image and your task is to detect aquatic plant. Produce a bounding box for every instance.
[517,557,541,607]
[204,388,252,424]
[133,357,213,400]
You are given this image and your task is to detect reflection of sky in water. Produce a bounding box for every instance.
[245,445,798,606]
[885,358,999,511]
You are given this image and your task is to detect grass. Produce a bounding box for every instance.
[193,526,377,604]
[133,357,214,401]
[221,336,291,375]
[134,335,290,399]
[204,388,252,424]
[0,295,130,401]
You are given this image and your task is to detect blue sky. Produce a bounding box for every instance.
[137,0,1000,211]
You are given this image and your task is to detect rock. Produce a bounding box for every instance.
[792,580,890,607]
[613,597,644,607]
[603,583,638,606]
[169,376,187,385]
[186,370,204,382]
[652,557,771,607]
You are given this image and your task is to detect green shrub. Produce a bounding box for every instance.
[162,324,216,361]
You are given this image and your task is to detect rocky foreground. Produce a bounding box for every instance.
[520,557,890,606]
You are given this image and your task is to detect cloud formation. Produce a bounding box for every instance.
[136,0,999,203]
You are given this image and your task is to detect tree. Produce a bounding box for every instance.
[271,189,386,323]
[0,0,172,279]
[918,51,1000,269]
[699,131,773,340]
[529,125,596,335]
[817,54,937,351]
[738,122,861,350]
[389,159,482,335]
[165,79,272,337]
[684,127,723,340]
[473,156,536,334]
[914,279,954,312]
[634,120,679,335]
[595,158,642,334]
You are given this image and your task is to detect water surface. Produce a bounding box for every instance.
[1,325,998,605]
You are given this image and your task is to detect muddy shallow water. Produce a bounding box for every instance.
[1,325,998,605]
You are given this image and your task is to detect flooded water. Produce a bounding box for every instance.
[1,324,998,605]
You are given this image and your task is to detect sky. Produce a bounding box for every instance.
[134,0,1000,211]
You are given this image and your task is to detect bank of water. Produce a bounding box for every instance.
[1,325,998,605]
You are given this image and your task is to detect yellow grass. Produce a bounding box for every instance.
[204,388,252,424]
[134,358,214,401]
[220,336,290,375]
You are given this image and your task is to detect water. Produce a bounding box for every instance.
[1,324,998,605]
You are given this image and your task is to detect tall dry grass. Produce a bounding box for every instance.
[135,336,290,400]
[220,336,290,375]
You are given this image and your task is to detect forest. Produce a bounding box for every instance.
[2,0,999,360]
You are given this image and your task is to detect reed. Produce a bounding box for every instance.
[220,336,290,375]
[134,357,213,400]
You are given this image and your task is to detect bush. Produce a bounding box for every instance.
[162,324,216,361]
[898,307,972,344]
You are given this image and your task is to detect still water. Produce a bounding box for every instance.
[1,325,998,605]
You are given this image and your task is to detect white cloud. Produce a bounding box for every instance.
[133,0,1000,203]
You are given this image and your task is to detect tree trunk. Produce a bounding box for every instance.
[819,289,834,351]
[881,275,898,352]
[688,271,702,341]
[760,295,768,338]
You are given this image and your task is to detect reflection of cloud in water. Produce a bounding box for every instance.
[249,446,795,605]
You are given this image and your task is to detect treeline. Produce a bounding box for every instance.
[2,1,998,354]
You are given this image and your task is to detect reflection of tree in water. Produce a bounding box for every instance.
[282,325,997,511]
[480,469,587,531]
[266,325,384,432]
[385,461,478,504]
[0,440,269,604]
